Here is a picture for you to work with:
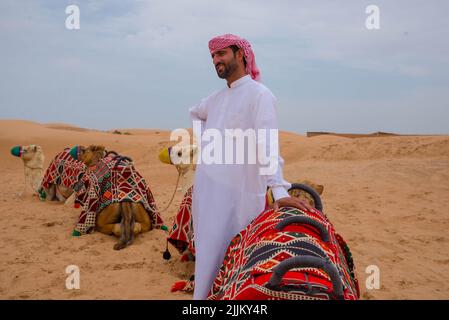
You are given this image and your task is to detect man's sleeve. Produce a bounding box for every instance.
[269,156,292,201]
[189,97,208,123]
[254,91,291,201]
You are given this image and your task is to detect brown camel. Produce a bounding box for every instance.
[77,145,156,250]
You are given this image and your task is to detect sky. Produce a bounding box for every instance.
[1,0,448,134]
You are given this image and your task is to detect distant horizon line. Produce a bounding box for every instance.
[1,118,448,137]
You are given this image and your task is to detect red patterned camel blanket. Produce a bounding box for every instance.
[167,186,195,259]
[167,186,271,261]
[73,155,164,235]
[207,206,360,300]
[39,148,86,200]
[167,188,279,293]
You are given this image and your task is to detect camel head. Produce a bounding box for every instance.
[298,180,324,196]
[11,144,45,168]
[158,144,198,175]
[267,180,325,210]
[78,145,106,167]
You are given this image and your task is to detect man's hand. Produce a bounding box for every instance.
[271,196,314,212]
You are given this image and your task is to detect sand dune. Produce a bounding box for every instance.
[0,119,448,299]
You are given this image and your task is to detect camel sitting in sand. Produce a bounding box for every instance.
[38,146,88,204]
[73,145,164,250]
[10,145,45,197]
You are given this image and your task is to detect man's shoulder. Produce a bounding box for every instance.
[202,88,224,103]
[248,79,276,99]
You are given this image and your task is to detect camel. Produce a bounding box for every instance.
[10,145,45,197]
[74,145,163,250]
[158,144,198,194]
[38,146,87,204]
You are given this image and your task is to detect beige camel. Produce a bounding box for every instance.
[11,145,45,198]
[158,144,198,195]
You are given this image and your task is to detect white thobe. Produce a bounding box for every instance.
[189,74,291,299]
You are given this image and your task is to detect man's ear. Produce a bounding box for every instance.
[238,48,245,63]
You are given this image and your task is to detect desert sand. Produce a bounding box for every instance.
[0,119,448,300]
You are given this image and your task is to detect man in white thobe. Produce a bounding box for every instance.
[189,34,312,299]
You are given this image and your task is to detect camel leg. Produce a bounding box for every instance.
[132,202,152,233]
[133,222,142,235]
[95,203,121,236]
[64,192,76,207]
[95,222,121,236]
[46,185,56,201]
[55,186,67,202]
[112,223,122,236]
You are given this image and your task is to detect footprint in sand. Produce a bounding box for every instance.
[433,259,449,265]
[112,262,145,270]
[43,221,62,227]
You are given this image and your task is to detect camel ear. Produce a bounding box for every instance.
[69,146,79,160]
[190,145,198,163]
[190,145,198,156]
[78,146,86,159]
[314,184,324,195]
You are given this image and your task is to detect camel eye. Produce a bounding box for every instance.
[178,151,182,157]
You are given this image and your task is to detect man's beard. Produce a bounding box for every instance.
[215,58,238,79]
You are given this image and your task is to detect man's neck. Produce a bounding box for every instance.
[226,71,248,88]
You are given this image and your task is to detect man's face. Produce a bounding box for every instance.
[211,47,239,79]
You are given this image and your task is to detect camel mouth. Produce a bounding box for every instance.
[10,145,23,158]
[158,147,173,165]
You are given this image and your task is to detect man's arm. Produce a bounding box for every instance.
[254,90,312,212]
[189,97,208,123]
[267,155,291,200]
[189,97,209,147]
[254,90,289,200]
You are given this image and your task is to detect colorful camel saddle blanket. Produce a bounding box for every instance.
[167,186,195,258]
[73,155,164,235]
[167,187,278,260]
[207,206,360,300]
[39,148,86,198]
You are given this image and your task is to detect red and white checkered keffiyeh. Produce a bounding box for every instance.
[208,34,261,81]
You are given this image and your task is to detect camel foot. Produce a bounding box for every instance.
[112,223,121,237]
[133,222,142,235]
[113,242,127,250]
